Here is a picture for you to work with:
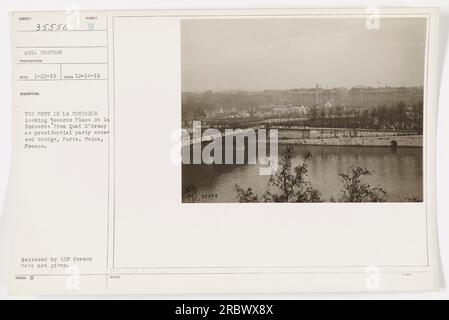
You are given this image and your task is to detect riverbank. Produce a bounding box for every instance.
[279,135,422,147]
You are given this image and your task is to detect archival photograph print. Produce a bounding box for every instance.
[181,17,426,203]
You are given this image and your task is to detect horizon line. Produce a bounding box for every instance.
[182,85,424,94]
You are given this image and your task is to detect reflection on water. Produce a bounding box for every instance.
[182,145,423,202]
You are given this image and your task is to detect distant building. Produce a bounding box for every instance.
[347,86,423,108]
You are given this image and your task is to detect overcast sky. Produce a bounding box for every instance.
[181,18,426,92]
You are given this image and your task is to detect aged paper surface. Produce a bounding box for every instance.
[7,8,441,294]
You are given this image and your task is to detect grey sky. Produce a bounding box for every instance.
[181,18,426,92]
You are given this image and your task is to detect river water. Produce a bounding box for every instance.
[182,145,423,202]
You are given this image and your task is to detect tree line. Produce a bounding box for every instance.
[183,100,424,134]
[305,101,423,132]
